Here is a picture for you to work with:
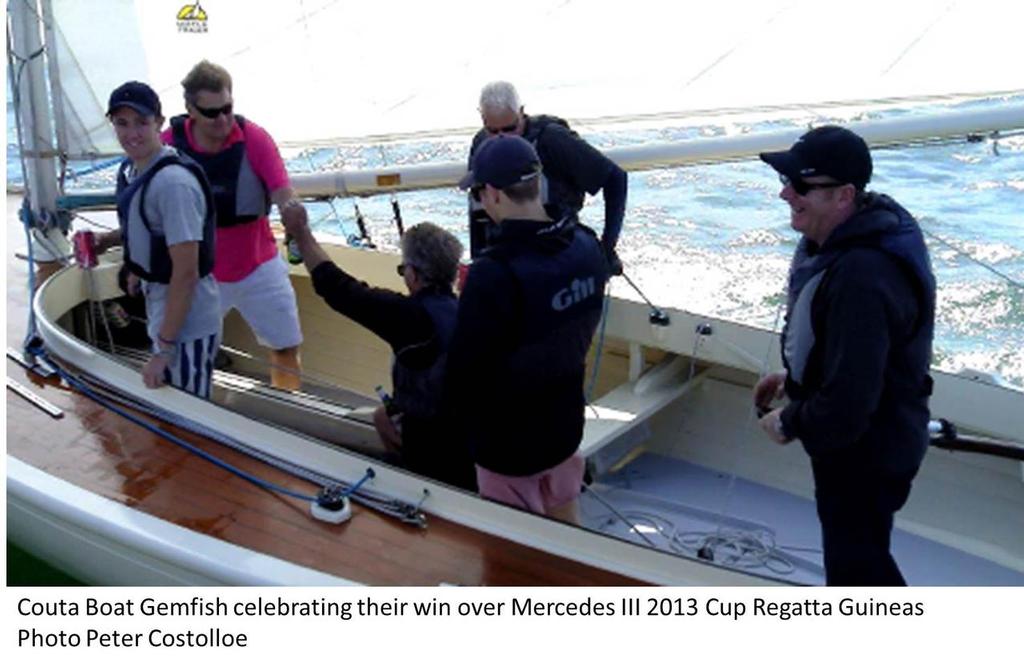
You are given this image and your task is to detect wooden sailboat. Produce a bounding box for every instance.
[8,0,1024,586]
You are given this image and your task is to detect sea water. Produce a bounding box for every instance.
[8,97,1023,385]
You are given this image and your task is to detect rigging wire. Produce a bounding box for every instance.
[922,227,1023,291]
[585,281,613,409]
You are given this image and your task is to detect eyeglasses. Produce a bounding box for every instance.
[485,122,519,135]
[194,102,233,119]
[469,185,484,202]
[780,174,846,196]
[396,263,416,277]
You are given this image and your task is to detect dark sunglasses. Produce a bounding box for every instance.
[194,102,233,119]
[485,122,518,135]
[780,174,846,196]
[469,184,484,202]
[396,263,415,276]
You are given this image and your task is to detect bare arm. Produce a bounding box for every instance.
[270,186,309,232]
[93,228,123,254]
[280,203,330,272]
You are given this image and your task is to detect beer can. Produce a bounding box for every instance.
[73,230,98,269]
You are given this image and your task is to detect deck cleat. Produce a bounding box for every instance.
[312,485,352,524]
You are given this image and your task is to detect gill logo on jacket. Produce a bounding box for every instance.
[552,276,597,311]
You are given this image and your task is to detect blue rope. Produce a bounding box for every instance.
[342,469,374,497]
[32,347,319,503]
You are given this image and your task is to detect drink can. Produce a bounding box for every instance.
[73,230,98,268]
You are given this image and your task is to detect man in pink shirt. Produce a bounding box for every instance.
[162,60,304,390]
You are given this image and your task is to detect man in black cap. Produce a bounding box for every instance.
[87,81,221,396]
[464,81,626,275]
[447,135,609,522]
[755,125,936,585]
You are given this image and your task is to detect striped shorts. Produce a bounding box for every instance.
[158,332,221,399]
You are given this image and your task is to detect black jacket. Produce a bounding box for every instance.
[780,194,936,475]
[310,261,475,490]
[445,217,608,476]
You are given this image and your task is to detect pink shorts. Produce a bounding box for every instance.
[476,452,584,514]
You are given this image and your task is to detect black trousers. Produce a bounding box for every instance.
[811,457,917,586]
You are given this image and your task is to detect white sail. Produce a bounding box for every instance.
[46,0,1024,157]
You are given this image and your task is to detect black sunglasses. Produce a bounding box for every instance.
[396,263,415,276]
[780,174,846,196]
[470,184,484,202]
[194,102,233,119]
[485,122,518,135]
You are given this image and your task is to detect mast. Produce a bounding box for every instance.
[8,0,69,263]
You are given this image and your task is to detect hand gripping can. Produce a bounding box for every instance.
[73,230,98,269]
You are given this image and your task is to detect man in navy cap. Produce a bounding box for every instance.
[755,125,936,585]
[447,135,609,521]
[88,81,221,396]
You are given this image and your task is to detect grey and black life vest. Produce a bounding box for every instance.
[169,115,270,228]
[466,114,578,257]
[390,289,457,420]
[115,152,216,284]
[783,194,935,395]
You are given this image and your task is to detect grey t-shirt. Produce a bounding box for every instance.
[123,146,221,343]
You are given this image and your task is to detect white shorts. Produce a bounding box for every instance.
[218,255,303,350]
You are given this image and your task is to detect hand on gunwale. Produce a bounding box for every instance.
[142,354,170,389]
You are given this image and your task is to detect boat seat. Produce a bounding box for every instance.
[112,345,387,456]
[581,355,710,476]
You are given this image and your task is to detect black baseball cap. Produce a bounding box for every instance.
[107,81,162,118]
[458,135,542,190]
[760,125,872,191]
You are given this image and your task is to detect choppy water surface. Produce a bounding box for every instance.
[9,97,1023,384]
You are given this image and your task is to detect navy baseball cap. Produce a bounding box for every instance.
[458,135,542,190]
[107,81,162,118]
[760,125,872,191]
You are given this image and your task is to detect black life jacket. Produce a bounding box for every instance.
[115,152,216,284]
[521,114,584,219]
[169,114,270,228]
[390,289,458,420]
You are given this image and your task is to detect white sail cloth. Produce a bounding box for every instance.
[46,0,1024,157]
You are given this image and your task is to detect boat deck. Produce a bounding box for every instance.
[6,199,642,586]
[585,452,1024,585]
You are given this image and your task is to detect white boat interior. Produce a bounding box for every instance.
[25,226,1024,585]
[8,0,1024,586]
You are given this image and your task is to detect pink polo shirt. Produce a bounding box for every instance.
[161,117,290,283]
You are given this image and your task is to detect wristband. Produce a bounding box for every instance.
[152,348,175,362]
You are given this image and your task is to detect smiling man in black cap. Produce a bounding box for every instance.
[88,81,221,396]
[447,135,608,522]
[755,125,937,585]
